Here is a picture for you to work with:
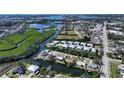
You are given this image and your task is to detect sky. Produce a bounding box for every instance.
[0,0,123,14]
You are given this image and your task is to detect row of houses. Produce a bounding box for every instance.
[34,49,99,71]
[109,30,124,36]
[47,40,97,52]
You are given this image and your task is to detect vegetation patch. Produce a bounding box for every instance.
[110,62,120,78]
[0,28,55,63]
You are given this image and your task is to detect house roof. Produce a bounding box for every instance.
[55,56,64,61]
[61,41,66,44]
[87,43,93,47]
[53,41,59,44]
[91,48,96,52]
[83,46,91,51]
[67,41,73,44]
[76,45,83,50]
[28,65,39,73]
[80,43,86,46]
[74,41,80,45]
[68,44,76,48]
[61,44,68,48]
[87,64,98,69]
[118,64,124,71]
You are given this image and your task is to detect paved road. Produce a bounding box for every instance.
[101,22,110,78]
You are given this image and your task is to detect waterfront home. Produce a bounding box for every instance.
[87,64,98,72]
[12,66,26,75]
[87,64,98,69]
[55,56,64,61]
[28,65,39,73]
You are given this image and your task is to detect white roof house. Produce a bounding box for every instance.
[67,41,73,45]
[113,27,122,31]
[73,41,80,45]
[28,65,39,73]
[80,43,86,46]
[76,60,85,66]
[118,64,124,71]
[53,41,59,44]
[83,46,91,51]
[68,44,76,49]
[91,48,96,52]
[87,64,98,69]
[86,43,93,47]
[109,30,123,36]
[60,41,66,44]
[76,45,83,50]
[61,44,68,48]
[55,56,64,61]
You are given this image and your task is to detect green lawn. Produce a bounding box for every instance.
[0,40,16,51]
[0,28,55,57]
[110,62,120,78]
[0,30,29,50]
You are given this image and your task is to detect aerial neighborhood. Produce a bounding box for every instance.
[0,15,124,78]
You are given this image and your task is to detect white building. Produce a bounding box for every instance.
[80,43,86,46]
[76,45,83,50]
[28,65,39,73]
[73,41,80,45]
[86,43,93,47]
[83,46,91,51]
[60,41,66,44]
[91,48,96,52]
[109,30,123,36]
[68,44,76,49]
[67,41,73,45]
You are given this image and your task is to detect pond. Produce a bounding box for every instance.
[29,24,50,33]
[29,22,63,33]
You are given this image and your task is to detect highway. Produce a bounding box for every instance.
[101,22,110,78]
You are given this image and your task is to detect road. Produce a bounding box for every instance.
[101,22,110,78]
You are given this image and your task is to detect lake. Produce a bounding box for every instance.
[29,24,50,33]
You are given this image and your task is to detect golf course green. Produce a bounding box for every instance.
[0,28,55,63]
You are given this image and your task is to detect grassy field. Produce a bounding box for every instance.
[110,62,120,78]
[56,30,83,41]
[0,40,16,51]
[56,35,81,40]
[60,31,77,35]
[0,28,55,57]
